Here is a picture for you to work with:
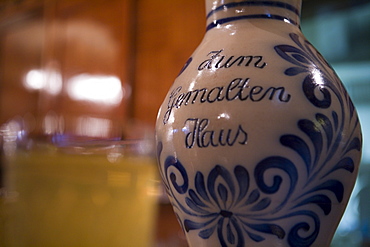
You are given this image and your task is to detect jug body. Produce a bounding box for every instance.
[156,1,362,246]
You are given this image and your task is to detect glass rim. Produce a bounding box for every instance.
[9,138,155,157]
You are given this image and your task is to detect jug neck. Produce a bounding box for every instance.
[205,0,302,31]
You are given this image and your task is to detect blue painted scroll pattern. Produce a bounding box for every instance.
[157,33,362,247]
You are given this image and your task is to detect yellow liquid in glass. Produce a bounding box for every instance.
[2,148,159,247]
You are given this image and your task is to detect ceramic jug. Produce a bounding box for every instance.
[156,1,363,246]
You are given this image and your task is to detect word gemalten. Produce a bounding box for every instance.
[163,77,291,124]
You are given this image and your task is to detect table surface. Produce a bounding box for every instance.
[154,203,188,247]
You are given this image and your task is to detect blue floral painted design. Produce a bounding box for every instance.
[160,156,291,246]
[157,33,362,247]
[274,33,356,113]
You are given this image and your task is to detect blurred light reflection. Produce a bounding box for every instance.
[67,74,124,105]
[24,69,62,95]
[43,111,64,135]
[76,116,112,138]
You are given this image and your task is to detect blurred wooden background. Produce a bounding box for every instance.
[0,1,204,245]
[0,0,205,134]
